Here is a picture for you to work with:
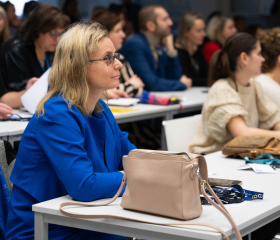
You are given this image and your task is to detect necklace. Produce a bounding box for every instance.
[39,59,45,66]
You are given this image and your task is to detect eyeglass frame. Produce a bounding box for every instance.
[89,53,120,67]
[48,31,63,39]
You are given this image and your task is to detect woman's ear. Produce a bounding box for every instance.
[277,55,280,66]
[239,52,248,66]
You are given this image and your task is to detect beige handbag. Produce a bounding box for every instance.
[60,149,242,240]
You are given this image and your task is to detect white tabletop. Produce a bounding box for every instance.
[0,121,29,137]
[32,151,280,240]
[151,87,208,108]
[113,87,208,124]
[0,87,208,139]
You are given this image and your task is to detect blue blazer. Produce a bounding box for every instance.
[6,95,135,240]
[120,33,186,91]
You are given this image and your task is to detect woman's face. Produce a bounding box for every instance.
[6,4,15,22]
[108,21,126,51]
[87,37,123,92]
[245,42,265,76]
[36,28,64,52]
[222,19,237,43]
[0,16,4,34]
[185,19,205,46]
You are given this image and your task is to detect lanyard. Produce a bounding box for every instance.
[244,154,280,166]
[38,53,50,72]
[201,184,263,205]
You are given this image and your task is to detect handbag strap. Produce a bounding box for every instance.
[60,172,242,240]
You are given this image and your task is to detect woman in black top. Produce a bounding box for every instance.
[92,10,144,97]
[0,5,69,108]
[176,13,208,86]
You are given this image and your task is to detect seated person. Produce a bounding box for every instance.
[0,4,70,108]
[255,27,280,107]
[0,102,13,119]
[176,12,208,86]
[120,5,192,91]
[203,15,237,64]
[190,33,280,155]
[2,1,21,37]
[5,22,136,240]
[92,10,144,97]
[0,6,10,47]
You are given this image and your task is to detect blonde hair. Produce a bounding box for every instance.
[259,27,280,73]
[206,15,229,45]
[177,13,203,50]
[36,22,108,117]
[0,6,10,42]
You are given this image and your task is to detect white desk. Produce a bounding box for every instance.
[114,87,208,124]
[0,121,29,146]
[0,88,207,147]
[32,151,280,240]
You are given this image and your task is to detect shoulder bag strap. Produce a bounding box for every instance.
[59,171,242,240]
[60,173,242,240]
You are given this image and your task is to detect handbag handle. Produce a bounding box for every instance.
[60,172,242,240]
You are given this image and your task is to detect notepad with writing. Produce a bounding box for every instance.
[107,98,140,107]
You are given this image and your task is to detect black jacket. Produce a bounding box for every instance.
[0,37,53,98]
[177,47,208,87]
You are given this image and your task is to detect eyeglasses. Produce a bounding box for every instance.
[49,31,63,39]
[89,53,120,67]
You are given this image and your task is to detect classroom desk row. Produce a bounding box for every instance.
[33,151,279,240]
[0,87,208,146]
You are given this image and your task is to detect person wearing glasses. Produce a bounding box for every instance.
[0,5,69,109]
[5,22,136,240]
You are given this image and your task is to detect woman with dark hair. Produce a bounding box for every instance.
[2,1,20,36]
[22,0,40,23]
[190,33,280,156]
[61,0,79,24]
[92,10,144,97]
[0,4,70,108]
[176,12,208,86]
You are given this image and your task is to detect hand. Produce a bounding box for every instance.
[25,77,39,90]
[180,75,192,89]
[128,75,145,88]
[107,89,129,99]
[162,34,175,53]
[0,103,13,119]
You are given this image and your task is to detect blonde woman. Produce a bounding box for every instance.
[203,15,236,64]
[5,22,135,240]
[176,13,208,86]
[256,28,280,107]
[0,6,10,47]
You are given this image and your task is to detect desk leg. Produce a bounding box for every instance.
[34,212,48,240]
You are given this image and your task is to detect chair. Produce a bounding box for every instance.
[162,114,201,152]
[0,140,16,240]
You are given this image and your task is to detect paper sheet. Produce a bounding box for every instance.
[107,98,140,107]
[21,69,50,114]
[238,163,276,173]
